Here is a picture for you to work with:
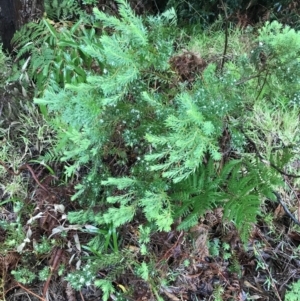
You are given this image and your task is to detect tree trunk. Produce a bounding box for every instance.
[0,0,43,52]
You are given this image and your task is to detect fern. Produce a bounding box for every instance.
[12,17,97,95]
[169,157,282,242]
[39,149,63,165]
[223,159,282,242]
[170,159,233,230]
[11,20,51,59]
[44,0,83,21]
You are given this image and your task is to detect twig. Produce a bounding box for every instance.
[220,0,229,74]
[240,132,300,225]
[255,70,269,101]
[242,133,300,178]
[79,290,85,301]
[25,164,50,193]
[16,282,46,301]
[43,248,63,297]
[273,191,300,226]
[0,160,50,193]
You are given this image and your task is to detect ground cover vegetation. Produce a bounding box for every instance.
[1,0,300,300]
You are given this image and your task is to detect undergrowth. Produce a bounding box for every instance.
[1,1,300,300]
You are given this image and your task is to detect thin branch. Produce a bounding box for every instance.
[0,160,50,192]
[273,191,300,226]
[16,282,46,301]
[235,71,264,86]
[240,130,300,225]
[242,132,300,178]
[255,70,269,101]
[220,0,229,74]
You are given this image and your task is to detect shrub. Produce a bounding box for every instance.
[29,1,299,297]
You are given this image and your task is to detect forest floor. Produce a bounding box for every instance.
[1,100,300,301]
[1,4,300,300]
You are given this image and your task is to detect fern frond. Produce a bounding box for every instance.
[171,160,234,230]
[39,149,62,164]
[44,0,82,21]
[224,159,283,243]
[12,21,49,57]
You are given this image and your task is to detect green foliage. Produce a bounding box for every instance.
[34,0,177,193]
[223,159,282,242]
[212,285,224,301]
[44,0,83,21]
[82,0,98,5]
[11,17,98,96]
[136,261,150,281]
[11,267,36,284]
[166,0,231,25]
[66,261,96,289]
[94,279,115,301]
[209,238,221,257]
[255,21,300,103]
[166,0,297,27]
[66,251,134,300]
[38,267,51,281]
[171,160,231,230]
[285,280,300,301]
[14,2,299,297]
[0,218,25,253]
[145,91,221,183]
[34,3,296,241]
[34,236,53,254]
[170,158,282,241]
[101,176,173,232]
[0,46,9,84]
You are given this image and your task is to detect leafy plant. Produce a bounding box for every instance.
[11,16,99,97]
[145,90,221,183]
[0,45,10,84]
[34,0,177,187]
[255,21,300,103]
[285,280,300,301]
[43,0,82,21]
[38,267,51,281]
[66,250,134,292]
[34,2,297,238]
[25,2,300,299]
[11,267,36,284]
[82,0,98,5]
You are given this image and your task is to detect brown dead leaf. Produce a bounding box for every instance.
[190,224,209,260]
[288,231,300,241]
[243,280,263,293]
[161,288,180,301]
[274,204,285,219]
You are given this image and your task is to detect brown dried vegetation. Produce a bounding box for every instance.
[169,51,207,84]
